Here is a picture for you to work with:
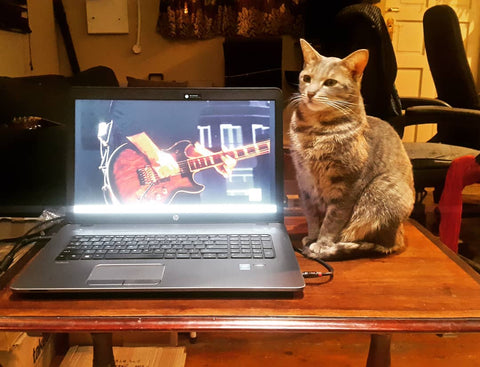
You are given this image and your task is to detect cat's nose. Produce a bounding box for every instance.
[307,91,315,100]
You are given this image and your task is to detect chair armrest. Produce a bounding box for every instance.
[404,105,480,127]
[400,97,450,109]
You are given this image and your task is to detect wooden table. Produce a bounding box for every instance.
[1,218,480,367]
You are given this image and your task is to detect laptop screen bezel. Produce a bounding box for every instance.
[66,86,285,224]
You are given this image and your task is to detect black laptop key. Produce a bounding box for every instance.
[176,253,191,259]
[231,253,252,259]
[202,253,217,259]
[263,249,275,258]
[55,254,68,261]
[104,253,165,259]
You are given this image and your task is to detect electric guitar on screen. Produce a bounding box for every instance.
[106,139,270,204]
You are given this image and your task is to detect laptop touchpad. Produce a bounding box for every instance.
[87,264,165,286]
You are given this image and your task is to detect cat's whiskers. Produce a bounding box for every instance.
[314,95,356,107]
[317,98,354,116]
[292,92,358,116]
[289,93,304,108]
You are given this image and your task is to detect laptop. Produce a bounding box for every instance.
[11,86,305,294]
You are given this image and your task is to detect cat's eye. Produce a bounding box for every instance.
[324,79,338,87]
[302,75,311,83]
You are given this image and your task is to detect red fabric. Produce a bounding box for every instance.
[438,155,480,252]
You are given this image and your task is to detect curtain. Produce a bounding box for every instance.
[157,0,306,40]
[0,0,30,33]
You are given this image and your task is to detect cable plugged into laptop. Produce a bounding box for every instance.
[302,271,333,279]
[294,247,334,283]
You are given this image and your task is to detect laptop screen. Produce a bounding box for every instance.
[69,87,284,223]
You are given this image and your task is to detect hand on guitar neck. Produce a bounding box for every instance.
[193,142,236,178]
[126,132,237,179]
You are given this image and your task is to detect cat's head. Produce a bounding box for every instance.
[297,39,369,114]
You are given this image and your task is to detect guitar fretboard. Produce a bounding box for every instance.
[186,141,270,172]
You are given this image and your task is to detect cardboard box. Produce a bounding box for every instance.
[0,332,23,351]
[0,333,55,367]
[60,345,186,367]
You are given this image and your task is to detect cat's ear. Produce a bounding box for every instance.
[300,38,323,65]
[342,49,369,80]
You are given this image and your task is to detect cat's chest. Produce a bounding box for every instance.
[292,148,340,194]
[296,138,359,174]
[300,154,343,186]
[291,136,366,196]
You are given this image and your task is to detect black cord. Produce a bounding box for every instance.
[0,216,65,245]
[294,247,335,282]
[0,216,66,275]
[23,216,66,236]
[0,236,52,274]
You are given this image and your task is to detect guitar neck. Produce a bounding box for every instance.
[186,141,270,172]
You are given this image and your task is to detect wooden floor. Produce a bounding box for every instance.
[181,332,480,367]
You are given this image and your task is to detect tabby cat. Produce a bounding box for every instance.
[289,39,414,261]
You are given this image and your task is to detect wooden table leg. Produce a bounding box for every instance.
[91,333,116,367]
[366,334,391,367]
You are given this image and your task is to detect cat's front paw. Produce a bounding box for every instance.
[301,235,317,248]
[302,239,337,260]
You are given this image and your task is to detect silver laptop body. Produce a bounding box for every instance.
[11,87,304,293]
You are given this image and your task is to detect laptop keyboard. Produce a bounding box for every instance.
[55,234,275,261]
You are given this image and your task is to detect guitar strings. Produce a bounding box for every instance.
[182,142,270,171]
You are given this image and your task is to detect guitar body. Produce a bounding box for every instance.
[107,140,204,204]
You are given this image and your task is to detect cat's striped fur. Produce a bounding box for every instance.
[289,39,414,261]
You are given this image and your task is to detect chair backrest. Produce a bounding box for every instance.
[423,5,479,110]
[303,0,363,55]
[333,4,403,136]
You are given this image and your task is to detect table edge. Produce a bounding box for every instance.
[1,315,480,334]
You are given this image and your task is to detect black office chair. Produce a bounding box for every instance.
[420,4,480,149]
[332,3,404,136]
[405,4,480,210]
[327,3,480,225]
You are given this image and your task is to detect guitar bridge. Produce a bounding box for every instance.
[137,166,158,186]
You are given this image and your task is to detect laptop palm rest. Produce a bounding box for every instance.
[87,264,165,286]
